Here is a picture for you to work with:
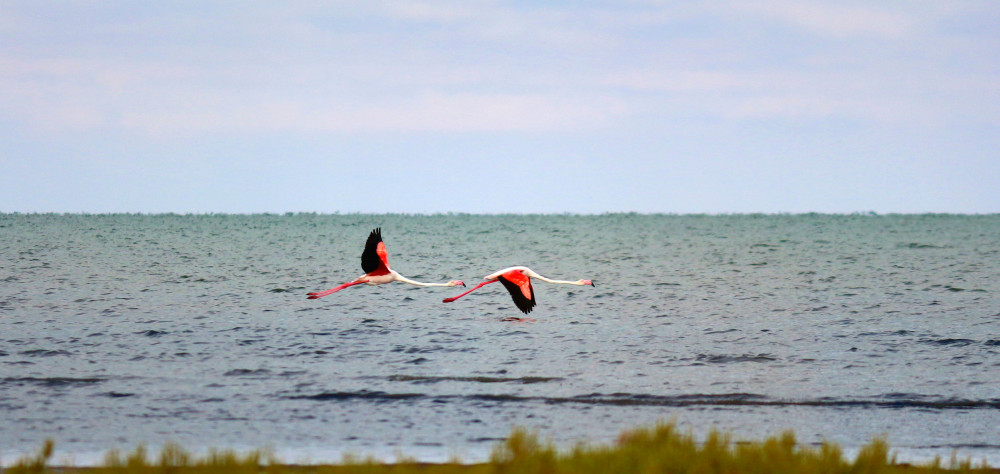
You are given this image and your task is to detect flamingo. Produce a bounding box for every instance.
[307,228,464,299]
[442,266,594,314]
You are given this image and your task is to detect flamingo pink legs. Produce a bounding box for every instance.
[442,279,498,303]
[307,280,366,299]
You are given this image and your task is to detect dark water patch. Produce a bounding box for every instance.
[288,390,423,402]
[18,349,73,357]
[704,328,739,335]
[100,391,135,398]
[289,350,329,357]
[385,375,562,384]
[392,345,479,354]
[469,437,507,443]
[224,368,271,377]
[571,392,769,406]
[281,390,1000,410]
[137,330,169,337]
[944,286,990,293]
[215,326,245,332]
[0,402,26,410]
[921,338,977,347]
[899,242,951,249]
[695,354,778,364]
[921,443,1000,449]
[338,327,391,337]
[394,345,438,354]
[1,376,105,387]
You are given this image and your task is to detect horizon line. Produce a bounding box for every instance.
[3,211,998,217]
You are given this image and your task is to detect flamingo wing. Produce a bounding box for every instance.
[360,228,391,276]
[497,270,536,314]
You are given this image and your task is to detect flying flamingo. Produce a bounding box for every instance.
[442,266,594,314]
[307,228,464,299]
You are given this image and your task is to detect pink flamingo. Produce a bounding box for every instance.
[442,266,594,314]
[307,228,464,299]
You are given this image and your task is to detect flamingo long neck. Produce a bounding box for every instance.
[531,274,584,285]
[394,274,452,287]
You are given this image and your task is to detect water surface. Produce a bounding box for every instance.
[2,213,999,464]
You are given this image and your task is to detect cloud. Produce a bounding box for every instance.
[1,1,997,138]
[375,0,486,22]
[0,50,622,136]
[114,92,623,136]
[728,1,916,39]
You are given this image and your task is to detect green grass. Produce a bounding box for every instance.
[6,422,996,474]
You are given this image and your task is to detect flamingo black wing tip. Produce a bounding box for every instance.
[361,227,386,273]
[513,293,536,314]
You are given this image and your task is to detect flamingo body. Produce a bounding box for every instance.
[443,266,593,314]
[307,228,464,299]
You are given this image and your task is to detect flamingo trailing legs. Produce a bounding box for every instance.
[307,228,464,299]
[442,266,594,314]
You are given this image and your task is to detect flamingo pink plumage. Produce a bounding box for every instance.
[442,266,594,314]
[307,228,464,299]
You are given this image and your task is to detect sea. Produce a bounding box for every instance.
[2,213,999,466]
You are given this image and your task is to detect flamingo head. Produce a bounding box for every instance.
[449,280,466,287]
[580,279,594,287]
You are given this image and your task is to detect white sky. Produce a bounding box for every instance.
[1,1,998,213]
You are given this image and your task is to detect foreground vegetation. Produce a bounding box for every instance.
[6,422,996,474]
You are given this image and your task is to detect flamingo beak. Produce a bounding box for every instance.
[584,280,594,287]
[456,280,466,287]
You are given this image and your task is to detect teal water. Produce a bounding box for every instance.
[2,213,999,464]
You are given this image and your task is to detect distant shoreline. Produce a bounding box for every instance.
[3,211,999,217]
